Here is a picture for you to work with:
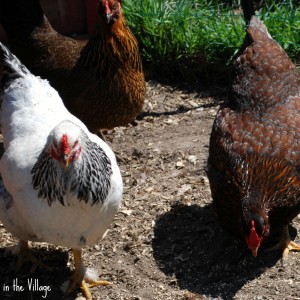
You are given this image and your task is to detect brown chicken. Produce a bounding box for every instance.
[207,16,300,259]
[0,0,145,132]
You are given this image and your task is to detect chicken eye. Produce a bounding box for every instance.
[53,141,58,149]
[73,140,79,149]
[262,225,268,237]
[50,146,59,160]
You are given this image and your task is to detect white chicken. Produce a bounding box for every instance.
[0,42,123,299]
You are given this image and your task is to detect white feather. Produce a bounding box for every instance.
[0,43,123,249]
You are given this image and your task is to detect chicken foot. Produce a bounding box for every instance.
[18,240,51,272]
[67,249,111,300]
[266,226,300,259]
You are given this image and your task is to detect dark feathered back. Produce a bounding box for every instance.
[229,17,300,113]
[208,16,300,250]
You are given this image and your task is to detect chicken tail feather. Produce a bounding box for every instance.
[0,42,31,89]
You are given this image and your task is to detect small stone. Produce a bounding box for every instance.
[176,161,185,168]
[94,244,100,251]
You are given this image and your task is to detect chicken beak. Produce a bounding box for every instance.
[250,247,258,257]
[105,13,112,24]
[63,154,70,169]
[64,160,69,169]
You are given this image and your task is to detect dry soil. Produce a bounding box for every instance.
[0,80,299,300]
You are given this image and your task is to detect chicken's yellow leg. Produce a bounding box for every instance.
[18,240,50,271]
[67,249,111,300]
[266,226,300,259]
[282,240,300,259]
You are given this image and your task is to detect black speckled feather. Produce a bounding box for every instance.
[71,136,112,205]
[31,130,112,206]
[0,41,31,89]
[31,152,66,205]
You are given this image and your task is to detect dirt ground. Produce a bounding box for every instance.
[0,79,300,300]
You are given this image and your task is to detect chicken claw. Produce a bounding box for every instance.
[67,249,111,300]
[18,240,51,272]
[266,226,300,259]
[282,241,300,259]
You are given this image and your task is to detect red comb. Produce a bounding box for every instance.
[61,134,70,154]
[105,1,111,14]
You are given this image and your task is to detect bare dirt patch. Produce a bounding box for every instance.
[0,80,299,300]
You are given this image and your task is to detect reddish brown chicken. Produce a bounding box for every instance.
[0,0,145,133]
[207,16,300,259]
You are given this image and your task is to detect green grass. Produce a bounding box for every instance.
[123,0,300,83]
[260,1,300,59]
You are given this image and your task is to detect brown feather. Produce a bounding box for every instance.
[0,0,145,132]
[208,17,300,247]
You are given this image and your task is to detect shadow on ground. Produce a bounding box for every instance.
[152,203,283,300]
[0,246,72,300]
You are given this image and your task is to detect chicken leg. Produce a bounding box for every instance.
[18,240,50,271]
[67,249,111,300]
[267,226,300,259]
